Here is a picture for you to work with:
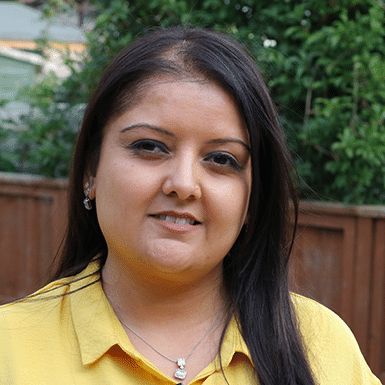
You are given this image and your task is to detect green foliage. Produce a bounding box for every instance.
[1,0,385,203]
[0,77,82,177]
[245,0,385,204]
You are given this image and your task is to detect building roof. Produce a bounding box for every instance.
[0,1,86,44]
[0,46,71,78]
[0,46,44,66]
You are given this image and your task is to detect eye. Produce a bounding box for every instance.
[204,152,241,171]
[130,139,169,156]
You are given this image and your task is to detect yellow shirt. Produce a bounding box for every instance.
[0,258,381,385]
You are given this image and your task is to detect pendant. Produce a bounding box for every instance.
[174,358,187,380]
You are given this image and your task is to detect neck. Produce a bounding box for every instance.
[101,256,228,331]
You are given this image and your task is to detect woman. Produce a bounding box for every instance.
[0,28,380,385]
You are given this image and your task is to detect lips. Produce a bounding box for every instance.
[150,211,201,226]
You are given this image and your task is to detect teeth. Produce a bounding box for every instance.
[158,215,195,225]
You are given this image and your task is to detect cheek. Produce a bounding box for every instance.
[208,177,251,232]
[96,158,155,201]
[94,163,139,222]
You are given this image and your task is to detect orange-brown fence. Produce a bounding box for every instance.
[289,201,385,382]
[0,172,384,381]
[0,172,67,304]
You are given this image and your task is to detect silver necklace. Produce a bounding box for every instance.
[118,302,227,381]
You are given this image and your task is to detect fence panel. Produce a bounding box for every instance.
[0,172,67,304]
[289,201,385,382]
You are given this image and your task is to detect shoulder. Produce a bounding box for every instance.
[0,275,75,352]
[290,293,358,357]
[0,260,103,383]
[0,257,101,324]
[0,275,73,316]
[290,292,351,337]
[0,277,71,380]
[290,293,381,384]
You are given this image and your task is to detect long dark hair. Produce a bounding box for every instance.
[53,28,314,385]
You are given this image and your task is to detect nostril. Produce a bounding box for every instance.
[162,171,202,201]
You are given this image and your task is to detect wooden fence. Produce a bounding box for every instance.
[0,172,384,381]
[289,201,385,382]
[0,172,67,304]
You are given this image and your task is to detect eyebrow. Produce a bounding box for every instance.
[120,124,176,137]
[207,138,251,152]
[120,123,251,151]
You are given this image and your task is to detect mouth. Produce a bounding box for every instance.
[150,213,201,226]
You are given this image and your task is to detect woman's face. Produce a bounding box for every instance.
[92,77,252,284]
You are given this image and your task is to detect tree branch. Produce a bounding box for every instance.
[303,65,319,129]
[350,61,361,136]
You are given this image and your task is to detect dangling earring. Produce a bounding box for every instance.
[83,182,92,210]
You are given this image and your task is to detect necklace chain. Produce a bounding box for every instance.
[117,301,227,381]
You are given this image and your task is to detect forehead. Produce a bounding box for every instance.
[114,72,236,113]
[143,76,233,110]
[111,74,244,121]
[105,75,249,142]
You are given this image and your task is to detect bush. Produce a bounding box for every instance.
[0,77,83,177]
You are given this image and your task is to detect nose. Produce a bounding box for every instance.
[162,153,202,201]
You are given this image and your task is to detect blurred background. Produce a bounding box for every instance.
[0,0,384,380]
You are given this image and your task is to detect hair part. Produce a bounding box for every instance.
[53,27,314,385]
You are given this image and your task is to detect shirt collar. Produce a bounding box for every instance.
[219,315,252,367]
[70,258,253,368]
[69,258,132,365]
